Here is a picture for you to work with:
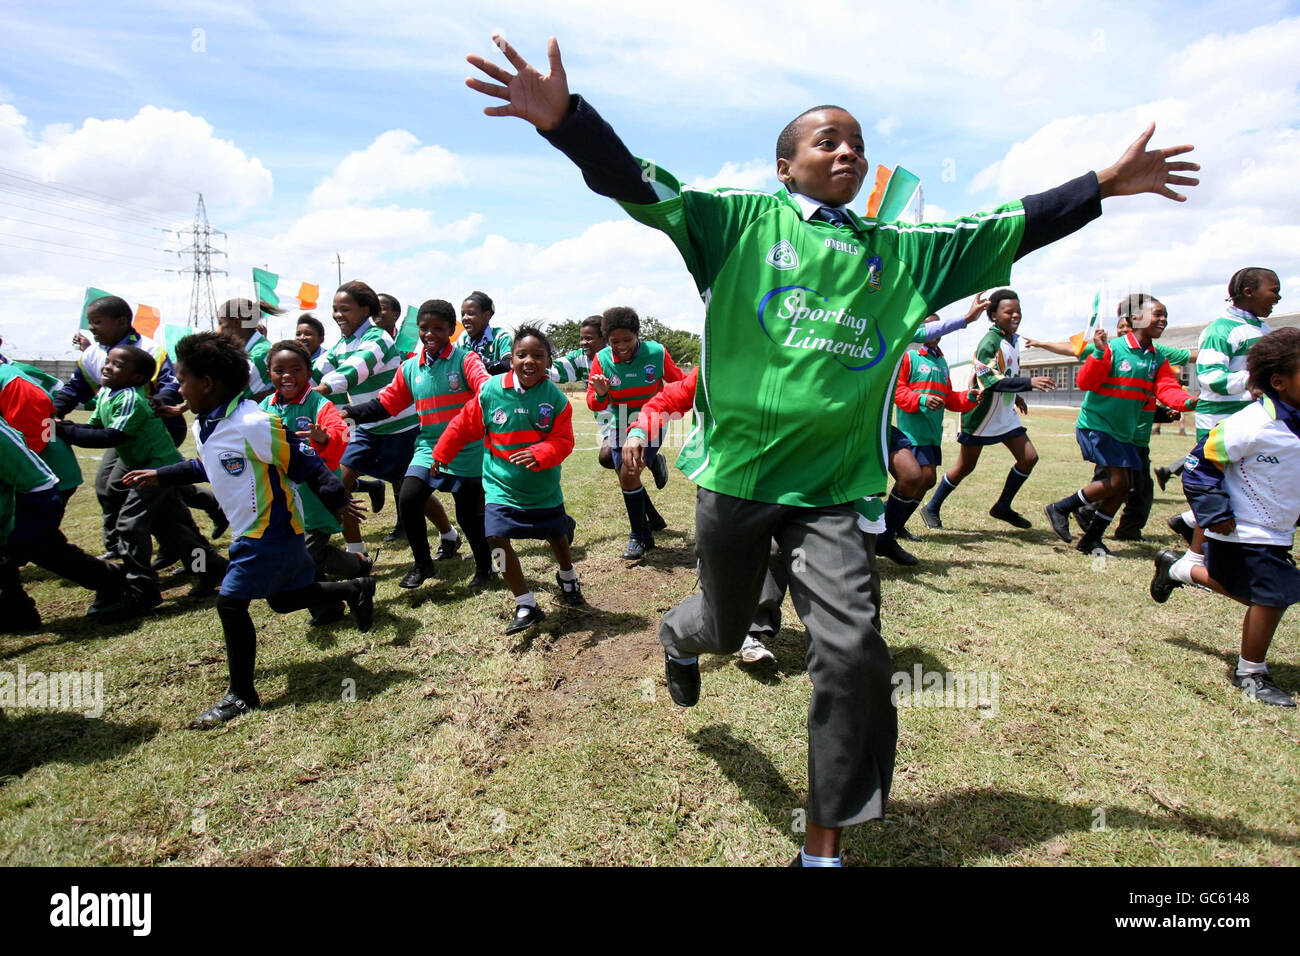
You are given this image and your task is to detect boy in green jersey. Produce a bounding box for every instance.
[468,32,1199,866]
[57,345,226,620]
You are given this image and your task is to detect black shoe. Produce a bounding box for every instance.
[189,692,259,729]
[1076,537,1113,557]
[989,504,1032,529]
[1150,549,1183,604]
[1167,513,1195,546]
[876,535,918,566]
[383,523,407,543]
[150,549,180,573]
[896,526,920,543]
[555,571,585,606]
[919,505,943,530]
[366,482,386,515]
[1,606,42,634]
[433,534,461,561]
[1043,504,1073,543]
[788,853,803,867]
[506,603,545,635]
[1074,504,1097,532]
[1154,466,1171,491]
[648,511,667,533]
[664,652,700,707]
[622,536,647,560]
[347,576,376,632]
[307,602,347,627]
[89,583,163,623]
[357,548,381,576]
[1113,528,1145,542]
[187,571,224,599]
[400,562,435,589]
[1233,672,1297,708]
[649,453,669,490]
[468,570,499,589]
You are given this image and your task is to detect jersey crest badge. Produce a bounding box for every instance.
[537,403,554,429]
[864,255,884,292]
[1119,359,1133,372]
[295,417,312,432]
[919,364,931,374]
[492,408,508,425]
[219,451,246,476]
[610,375,622,387]
[447,371,462,391]
[765,240,799,271]
[298,441,316,457]
[643,364,657,380]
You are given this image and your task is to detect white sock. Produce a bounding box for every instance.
[1236,656,1268,676]
[557,567,577,581]
[514,591,537,608]
[1169,550,1202,584]
[440,528,459,542]
[800,848,842,867]
[346,542,368,555]
[1181,509,1196,525]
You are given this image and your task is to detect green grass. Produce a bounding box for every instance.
[1,407,1296,866]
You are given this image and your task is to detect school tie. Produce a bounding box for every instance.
[814,205,849,227]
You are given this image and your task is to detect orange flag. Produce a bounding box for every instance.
[864,165,893,219]
[297,282,319,310]
[133,304,160,339]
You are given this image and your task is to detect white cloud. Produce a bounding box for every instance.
[874,116,900,138]
[688,159,773,191]
[310,130,468,207]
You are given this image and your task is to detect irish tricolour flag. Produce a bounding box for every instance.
[252,268,319,316]
[79,286,163,339]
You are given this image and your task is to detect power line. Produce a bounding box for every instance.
[0,195,172,244]
[0,229,170,269]
[0,237,171,271]
[170,194,227,328]
[0,212,172,254]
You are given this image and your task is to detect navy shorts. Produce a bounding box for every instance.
[1076,428,1141,470]
[221,534,317,600]
[957,426,1026,446]
[911,444,943,468]
[404,464,480,495]
[1205,539,1300,607]
[341,426,417,484]
[888,426,913,454]
[484,503,575,542]
[611,431,662,474]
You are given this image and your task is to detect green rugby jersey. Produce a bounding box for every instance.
[260,387,346,534]
[243,331,273,399]
[377,344,489,477]
[1133,344,1190,447]
[318,320,417,435]
[1195,307,1270,437]
[960,327,1024,439]
[0,416,58,546]
[89,386,182,470]
[619,164,1023,505]
[1075,333,1188,445]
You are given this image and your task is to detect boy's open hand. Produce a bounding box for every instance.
[122,469,159,487]
[296,424,329,447]
[622,434,646,471]
[964,292,989,324]
[589,372,611,397]
[335,497,367,524]
[509,448,540,469]
[466,35,571,132]
[1097,124,1199,202]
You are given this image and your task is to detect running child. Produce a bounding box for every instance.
[0,361,83,504]
[1150,327,1300,707]
[432,325,581,633]
[460,291,513,374]
[587,306,684,559]
[123,332,375,728]
[1043,294,1195,555]
[57,344,227,620]
[468,32,1197,865]
[553,315,630,474]
[262,341,375,626]
[313,280,456,554]
[343,300,495,590]
[216,298,284,401]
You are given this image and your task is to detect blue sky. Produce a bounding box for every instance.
[2,0,1297,360]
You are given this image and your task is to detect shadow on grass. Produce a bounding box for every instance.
[1164,636,1299,688]
[856,787,1300,865]
[264,652,417,710]
[0,597,212,660]
[0,712,160,781]
[689,724,802,851]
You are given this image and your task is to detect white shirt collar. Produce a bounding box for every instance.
[788,191,850,222]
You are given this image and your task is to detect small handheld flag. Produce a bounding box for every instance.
[864,165,921,222]
[79,287,112,330]
[252,268,319,315]
[1068,290,1104,357]
[394,306,420,354]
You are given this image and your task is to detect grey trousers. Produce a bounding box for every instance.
[95,448,127,554]
[746,538,787,641]
[660,488,896,829]
[118,484,218,583]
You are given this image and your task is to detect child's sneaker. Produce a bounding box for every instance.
[989,504,1032,529]
[1233,671,1296,708]
[506,603,545,634]
[919,505,943,530]
[622,536,649,560]
[190,691,260,729]
[346,576,376,632]
[555,572,585,606]
[739,635,775,664]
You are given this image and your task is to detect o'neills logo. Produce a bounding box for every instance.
[756,285,886,370]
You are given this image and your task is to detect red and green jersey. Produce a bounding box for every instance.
[1076,332,1193,445]
[261,385,350,533]
[0,415,59,546]
[375,344,489,477]
[619,163,1023,505]
[1133,343,1191,447]
[587,340,684,437]
[0,364,82,493]
[893,344,978,447]
[434,371,574,510]
[89,385,182,470]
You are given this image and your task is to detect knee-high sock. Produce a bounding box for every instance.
[927,474,958,514]
[1078,507,1115,547]
[995,466,1030,509]
[451,485,492,574]
[645,494,664,526]
[216,595,257,700]
[398,479,434,565]
[883,490,921,538]
[1052,489,1092,514]
[622,486,649,539]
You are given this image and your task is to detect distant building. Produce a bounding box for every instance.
[1012,311,1300,407]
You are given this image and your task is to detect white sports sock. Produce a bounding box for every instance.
[1181,509,1196,525]
[346,542,368,555]
[440,529,459,542]
[1169,550,1202,584]
[800,848,842,867]
[514,591,537,608]
[1236,656,1268,676]
[557,567,577,581]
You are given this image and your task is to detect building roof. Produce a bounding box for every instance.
[1019,311,1300,367]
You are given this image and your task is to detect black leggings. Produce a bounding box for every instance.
[398,477,491,572]
[216,582,357,699]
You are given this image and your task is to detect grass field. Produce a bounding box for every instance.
[1,406,1296,866]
